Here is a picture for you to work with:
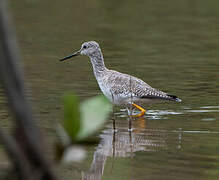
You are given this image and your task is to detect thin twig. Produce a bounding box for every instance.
[128,77,133,130]
[0,129,31,179]
[129,76,133,105]
[110,89,116,131]
[0,1,57,179]
[129,76,133,116]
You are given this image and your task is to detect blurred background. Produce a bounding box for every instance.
[0,0,219,179]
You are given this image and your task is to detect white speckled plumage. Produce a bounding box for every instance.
[60,41,181,106]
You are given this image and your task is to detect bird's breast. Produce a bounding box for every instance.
[97,79,130,105]
[97,80,113,101]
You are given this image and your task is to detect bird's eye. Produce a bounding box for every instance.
[83,45,87,49]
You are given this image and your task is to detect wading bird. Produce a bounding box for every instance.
[60,41,181,117]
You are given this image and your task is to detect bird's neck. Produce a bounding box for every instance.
[89,50,107,78]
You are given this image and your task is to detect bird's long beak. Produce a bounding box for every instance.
[60,50,81,62]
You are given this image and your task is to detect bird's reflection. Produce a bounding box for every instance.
[82,115,169,180]
[79,106,219,179]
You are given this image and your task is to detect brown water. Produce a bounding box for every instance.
[1,0,219,179]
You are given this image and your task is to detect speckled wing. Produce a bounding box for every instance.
[106,70,180,102]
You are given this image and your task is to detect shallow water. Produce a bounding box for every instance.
[1,0,219,179]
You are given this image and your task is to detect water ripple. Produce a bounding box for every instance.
[116,105,219,119]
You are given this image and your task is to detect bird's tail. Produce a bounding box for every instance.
[167,94,182,102]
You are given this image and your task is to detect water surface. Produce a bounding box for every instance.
[1,0,219,179]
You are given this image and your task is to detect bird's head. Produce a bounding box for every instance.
[60,41,101,61]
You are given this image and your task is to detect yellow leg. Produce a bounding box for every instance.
[130,103,146,117]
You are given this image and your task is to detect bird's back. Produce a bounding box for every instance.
[96,69,180,105]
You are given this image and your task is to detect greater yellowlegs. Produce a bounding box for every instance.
[60,41,181,117]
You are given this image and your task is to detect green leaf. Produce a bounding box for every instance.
[76,95,112,140]
[63,93,80,140]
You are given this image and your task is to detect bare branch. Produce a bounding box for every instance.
[0,0,57,179]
